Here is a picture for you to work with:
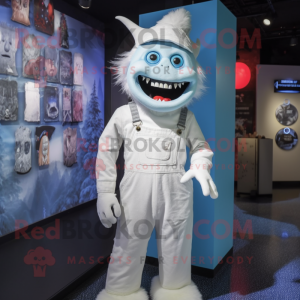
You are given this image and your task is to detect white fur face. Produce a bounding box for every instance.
[112,42,205,112]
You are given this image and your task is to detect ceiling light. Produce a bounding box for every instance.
[263,12,277,26]
[78,0,92,9]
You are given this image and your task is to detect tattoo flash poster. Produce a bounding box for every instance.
[0,0,105,238]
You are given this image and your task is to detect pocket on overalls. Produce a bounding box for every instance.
[135,127,180,166]
[145,138,173,161]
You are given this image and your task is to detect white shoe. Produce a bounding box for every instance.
[150,276,202,300]
[96,288,148,300]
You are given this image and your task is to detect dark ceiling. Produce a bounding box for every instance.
[62,0,300,65]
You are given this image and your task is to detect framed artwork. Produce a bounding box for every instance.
[73,53,83,86]
[23,34,43,80]
[60,50,73,85]
[35,126,55,166]
[44,86,59,122]
[0,23,19,76]
[11,0,31,26]
[34,0,54,35]
[63,127,77,167]
[15,126,32,174]
[72,89,83,122]
[45,46,60,83]
[275,127,298,150]
[24,82,40,122]
[275,99,298,126]
[60,14,69,49]
[0,79,18,121]
[63,87,72,123]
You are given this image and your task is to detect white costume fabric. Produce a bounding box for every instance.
[96,102,214,299]
[96,7,219,300]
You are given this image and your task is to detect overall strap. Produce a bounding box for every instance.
[128,98,188,134]
[177,106,188,135]
[128,98,142,131]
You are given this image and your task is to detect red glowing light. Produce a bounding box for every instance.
[235,62,251,89]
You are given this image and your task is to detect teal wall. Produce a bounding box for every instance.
[140,0,236,270]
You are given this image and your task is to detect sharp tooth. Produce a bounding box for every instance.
[169,85,172,89]
[142,76,145,81]
[164,83,168,89]
[151,82,154,87]
[182,82,184,85]
[174,83,177,89]
[178,83,181,88]
[146,78,150,84]
[155,82,159,87]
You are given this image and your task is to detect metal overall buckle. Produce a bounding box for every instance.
[133,121,143,131]
[177,124,185,135]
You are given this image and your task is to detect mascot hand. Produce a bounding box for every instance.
[180,160,218,199]
[97,193,121,228]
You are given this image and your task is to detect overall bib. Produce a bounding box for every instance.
[105,101,193,296]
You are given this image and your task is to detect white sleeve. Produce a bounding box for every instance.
[185,112,213,166]
[96,108,124,193]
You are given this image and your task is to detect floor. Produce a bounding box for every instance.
[63,188,300,300]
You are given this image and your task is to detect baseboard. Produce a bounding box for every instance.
[146,247,233,278]
[0,199,96,246]
[50,260,108,300]
[273,181,300,188]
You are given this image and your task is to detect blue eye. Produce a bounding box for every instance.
[171,55,184,68]
[146,51,160,65]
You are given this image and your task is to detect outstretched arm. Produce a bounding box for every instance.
[181,112,218,199]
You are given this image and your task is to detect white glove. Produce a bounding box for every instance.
[96,193,121,228]
[180,160,218,199]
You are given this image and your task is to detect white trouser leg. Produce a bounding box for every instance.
[105,172,154,296]
[150,173,202,300]
[155,173,193,289]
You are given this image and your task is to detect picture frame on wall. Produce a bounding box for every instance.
[11,0,31,26]
[35,126,56,166]
[275,127,298,150]
[60,50,73,85]
[22,34,43,80]
[63,127,77,167]
[44,86,59,122]
[24,82,40,122]
[63,87,72,123]
[45,46,60,83]
[0,79,18,121]
[73,53,83,86]
[14,126,32,174]
[275,99,298,126]
[34,0,54,36]
[0,23,19,77]
[72,89,83,122]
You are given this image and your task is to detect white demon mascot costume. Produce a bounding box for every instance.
[96,8,218,300]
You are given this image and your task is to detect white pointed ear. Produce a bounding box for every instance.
[116,16,143,46]
[192,38,201,58]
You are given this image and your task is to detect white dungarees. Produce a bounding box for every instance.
[96,101,213,295]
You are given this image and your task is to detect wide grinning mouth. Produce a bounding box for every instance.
[2,54,10,58]
[137,75,190,102]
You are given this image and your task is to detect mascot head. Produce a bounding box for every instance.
[113,8,205,112]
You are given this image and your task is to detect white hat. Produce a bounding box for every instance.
[116,8,201,58]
